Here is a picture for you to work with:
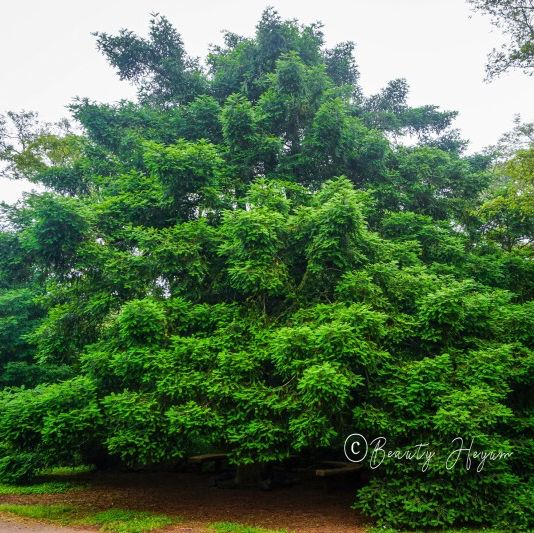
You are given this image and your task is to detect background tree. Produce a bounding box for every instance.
[468,0,534,79]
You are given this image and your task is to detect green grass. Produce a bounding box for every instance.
[85,509,175,533]
[0,481,85,494]
[39,464,95,476]
[0,503,76,522]
[0,504,177,533]
[211,522,289,533]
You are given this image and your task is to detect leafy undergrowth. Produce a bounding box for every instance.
[0,480,85,494]
[211,522,290,533]
[367,527,509,533]
[0,504,178,532]
[0,464,92,495]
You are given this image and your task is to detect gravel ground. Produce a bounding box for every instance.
[0,517,91,532]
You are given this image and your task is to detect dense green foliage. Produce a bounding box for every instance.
[0,10,533,530]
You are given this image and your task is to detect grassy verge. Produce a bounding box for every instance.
[0,504,75,522]
[39,465,95,476]
[85,509,175,533]
[211,522,289,533]
[0,481,85,495]
[0,504,177,533]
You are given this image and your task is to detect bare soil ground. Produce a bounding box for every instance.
[0,519,90,532]
[0,471,370,532]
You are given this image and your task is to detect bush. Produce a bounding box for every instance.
[0,453,44,484]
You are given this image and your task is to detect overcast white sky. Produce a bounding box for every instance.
[1,0,532,203]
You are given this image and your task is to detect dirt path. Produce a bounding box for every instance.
[0,517,91,532]
[0,471,370,532]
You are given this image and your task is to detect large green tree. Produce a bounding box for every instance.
[0,9,532,531]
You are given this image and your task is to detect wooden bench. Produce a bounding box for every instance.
[315,460,362,478]
[188,453,228,472]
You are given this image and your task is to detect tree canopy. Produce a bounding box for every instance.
[0,10,532,530]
